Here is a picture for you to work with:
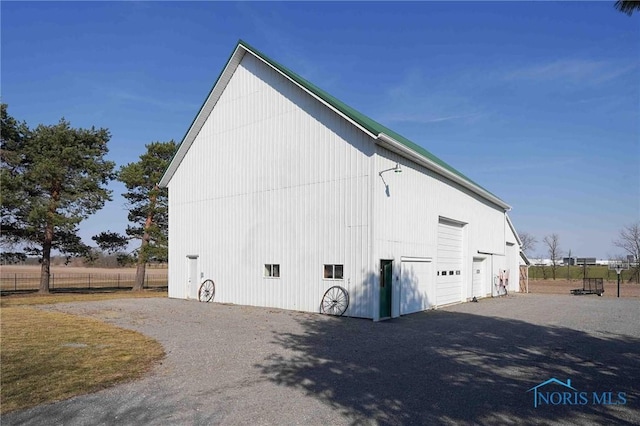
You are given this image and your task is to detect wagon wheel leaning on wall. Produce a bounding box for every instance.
[198,279,215,302]
[320,286,349,316]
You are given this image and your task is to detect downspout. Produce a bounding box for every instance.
[492,253,499,297]
[471,255,475,298]
[490,254,494,297]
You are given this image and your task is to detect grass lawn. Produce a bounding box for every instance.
[528,264,638,281]
[0,291,166,414]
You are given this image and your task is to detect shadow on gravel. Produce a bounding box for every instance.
[257,310,640,425]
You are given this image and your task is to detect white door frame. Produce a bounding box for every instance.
[186,255,199,299]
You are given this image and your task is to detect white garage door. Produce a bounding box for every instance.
[437,219,463,306]
[400,258,433,315]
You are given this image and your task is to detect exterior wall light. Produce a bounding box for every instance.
[378,163,402,196]
[379,162,402,182]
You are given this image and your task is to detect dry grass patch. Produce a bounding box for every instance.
[0,289,166,308]
[1,294,165,414]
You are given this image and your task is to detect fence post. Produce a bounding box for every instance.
[145,274,148,289]
[117,274,120,288]
[14,273,17,291]
[52,274,54,290]
[88,274,90,289]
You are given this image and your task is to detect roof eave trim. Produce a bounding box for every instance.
[376,132,512,211]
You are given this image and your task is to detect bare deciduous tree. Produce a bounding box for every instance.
[543,233,562,280]
[519,232,537,255]
[613,222,640,283]
[534,255,547,279]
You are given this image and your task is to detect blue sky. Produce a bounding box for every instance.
[2,1,639,260]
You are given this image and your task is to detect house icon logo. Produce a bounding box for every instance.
[527,378,577,408]
[526,378,627,408]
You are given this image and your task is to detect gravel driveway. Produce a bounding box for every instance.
[3,294,639,425]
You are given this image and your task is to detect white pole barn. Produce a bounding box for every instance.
[159,40,522,320]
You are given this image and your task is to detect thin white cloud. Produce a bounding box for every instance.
[387,68,425,99]
[505,59,638,84]
[110,90,198,111]
[384,112,483,125]
[474,157,578,174]
[380,69,486,125]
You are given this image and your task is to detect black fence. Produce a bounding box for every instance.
[0,273,167,292]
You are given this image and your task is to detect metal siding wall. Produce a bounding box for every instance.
[504,220,521,293]
[166,54,374,317]
[373,147,508,310]
[506,244,519,292]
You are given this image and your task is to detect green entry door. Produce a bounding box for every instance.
[380,260,393,318]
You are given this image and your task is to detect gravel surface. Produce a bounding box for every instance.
[3,294,639,425]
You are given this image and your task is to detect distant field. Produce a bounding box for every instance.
[528,279,640,298]
[1,265,167,292]
[528,265,637,281]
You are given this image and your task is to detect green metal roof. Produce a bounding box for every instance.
[237,40,503,203]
